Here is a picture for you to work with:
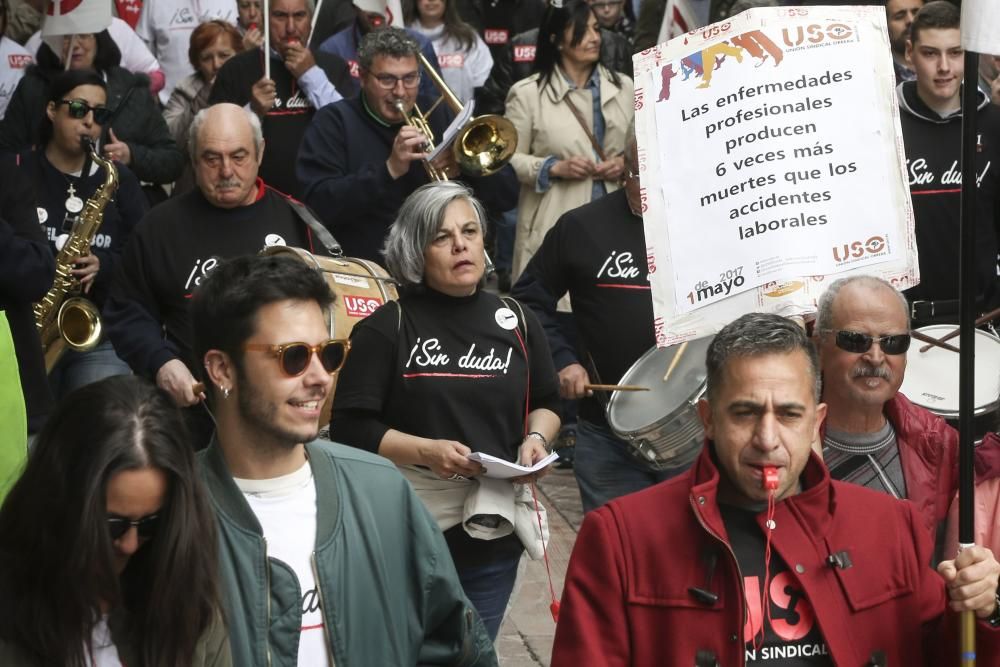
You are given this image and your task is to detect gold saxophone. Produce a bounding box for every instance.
[34,138,119,372]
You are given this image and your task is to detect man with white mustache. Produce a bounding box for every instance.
[814,275,1000,559]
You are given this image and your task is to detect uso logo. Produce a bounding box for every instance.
[513,45,535,62]
[831,236,886,264]
[348,60,360,78]
[484,29,509,45]
[438,53,464,68]
[344,295,383,318]
[782,23,853,48]
[8,55,31,68]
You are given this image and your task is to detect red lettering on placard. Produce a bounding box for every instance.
[344,295,383,318]
[513,45,536,62]
[438,53,464,68]
[484,29,509,45]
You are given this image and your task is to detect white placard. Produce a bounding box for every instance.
[633,5,918,344]
[962,0,1000,56]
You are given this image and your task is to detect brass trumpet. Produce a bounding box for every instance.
[394,53,517,181]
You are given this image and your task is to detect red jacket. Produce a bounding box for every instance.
[551,445,1000,667]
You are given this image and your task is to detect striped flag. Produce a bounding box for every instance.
[42,0,112,37]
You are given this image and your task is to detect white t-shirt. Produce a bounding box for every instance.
[26,18,161,79]
[84,615,123,667]
[236,461,330,667]
[136,0,237,103]
[407,23,493,104]
[0,37,31,120]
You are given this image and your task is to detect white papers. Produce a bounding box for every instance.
[427,100,475,162]
[467,451,559,480]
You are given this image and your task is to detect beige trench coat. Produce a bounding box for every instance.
[505,64,634,279]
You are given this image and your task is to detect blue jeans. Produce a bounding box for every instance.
[495,208,517,273]
[456,553,521,641]
[573,420,689,513]
[48,339,131,400]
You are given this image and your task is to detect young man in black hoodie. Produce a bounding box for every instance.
[897,0,1000,327]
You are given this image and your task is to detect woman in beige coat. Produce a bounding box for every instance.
[504,0,634,278]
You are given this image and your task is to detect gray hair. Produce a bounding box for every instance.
[188,104,264,164]
[705,312,821,403]
[383,181,489,287]
[815,275,910,333]
[357,27,420,71]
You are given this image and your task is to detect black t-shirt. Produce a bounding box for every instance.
[720,504,833,666]
[104,184,318,377]
[210,48,352,198]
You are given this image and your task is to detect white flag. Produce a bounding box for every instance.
[42,0,112,37]
[962,0,1000,55]
[352,0,404,27]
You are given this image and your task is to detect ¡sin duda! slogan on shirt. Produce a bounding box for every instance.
[633,5,919,344]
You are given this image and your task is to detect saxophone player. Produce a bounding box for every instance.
[16,69,147,399]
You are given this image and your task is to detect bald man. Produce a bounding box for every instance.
[104,103,335,445]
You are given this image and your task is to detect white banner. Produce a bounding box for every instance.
[633,5,918,345]
[42,0,112,37]
[658,0,712,44]
[962,0,1000,56]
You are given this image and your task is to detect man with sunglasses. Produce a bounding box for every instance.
[298,27,517,261]
[190,254,498,666]
[815,275,1000,557]
[210,0,353,199]
[104,103,337,447]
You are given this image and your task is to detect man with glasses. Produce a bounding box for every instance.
[298,27,517,261]
[814,275,1000,556]
[211,0,352,199]
[104,103,337,447]
[512,131,687,512]
[190,253,498,666]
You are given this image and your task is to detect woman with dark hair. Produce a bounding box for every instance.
[8,68,147,399]
[0,374,229,666]
[0,30,184,190]
[164,20,243,193]
[330,181,562,640]
[404,0,492,103]
[504,0,633,278]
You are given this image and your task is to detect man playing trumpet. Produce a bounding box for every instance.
[298,27,517,262]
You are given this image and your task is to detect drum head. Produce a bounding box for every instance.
[900,325,1000,416]
[608,336,713,435]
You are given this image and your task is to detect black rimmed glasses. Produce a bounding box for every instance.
[57,99,112,125]
[821,329,911,355]
[370,72,421,90]
[107,513,160,541]
[243,339,351,376]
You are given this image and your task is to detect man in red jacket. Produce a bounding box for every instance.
[814,275,1000,558]
[552,312,1000,666]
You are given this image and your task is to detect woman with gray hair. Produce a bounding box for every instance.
[330,181,561,640]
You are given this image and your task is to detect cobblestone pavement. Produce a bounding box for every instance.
[496,467,584,666]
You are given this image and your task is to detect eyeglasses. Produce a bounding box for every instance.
[57,99,111,125]
[821,330,911,355]
[107,513,160,541]
[244,339,351,376]
[370,72,421,90]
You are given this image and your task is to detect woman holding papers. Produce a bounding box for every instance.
[330,182,561,641]
[504,0,634,278]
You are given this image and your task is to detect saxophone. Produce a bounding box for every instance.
[34,138,119,372]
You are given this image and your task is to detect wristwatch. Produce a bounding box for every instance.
[526,431,550,453]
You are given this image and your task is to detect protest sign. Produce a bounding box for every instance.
[634,5,918,345]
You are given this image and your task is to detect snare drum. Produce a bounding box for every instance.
[606,336,714,471]
[900,325,1000,439]
[261,246,399,424]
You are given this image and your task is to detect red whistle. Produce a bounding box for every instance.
[249,22,257,31]
[550,599,561,622]
[763,466,779,491]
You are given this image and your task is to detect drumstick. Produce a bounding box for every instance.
[918,306,1000,352]
[910,329,960,354]
[662,341,688,382]
[585,384,649,392]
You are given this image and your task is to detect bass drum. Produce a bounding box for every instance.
[261,246,399,425]
[900,324,1000,441]
[606,336,714,471]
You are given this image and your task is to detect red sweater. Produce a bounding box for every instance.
[552,446,1000,666]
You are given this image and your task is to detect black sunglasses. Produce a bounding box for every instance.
[822,329,911,355]
[244,339,351,376]
[57,99,112,125]
[107,513,160,541]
